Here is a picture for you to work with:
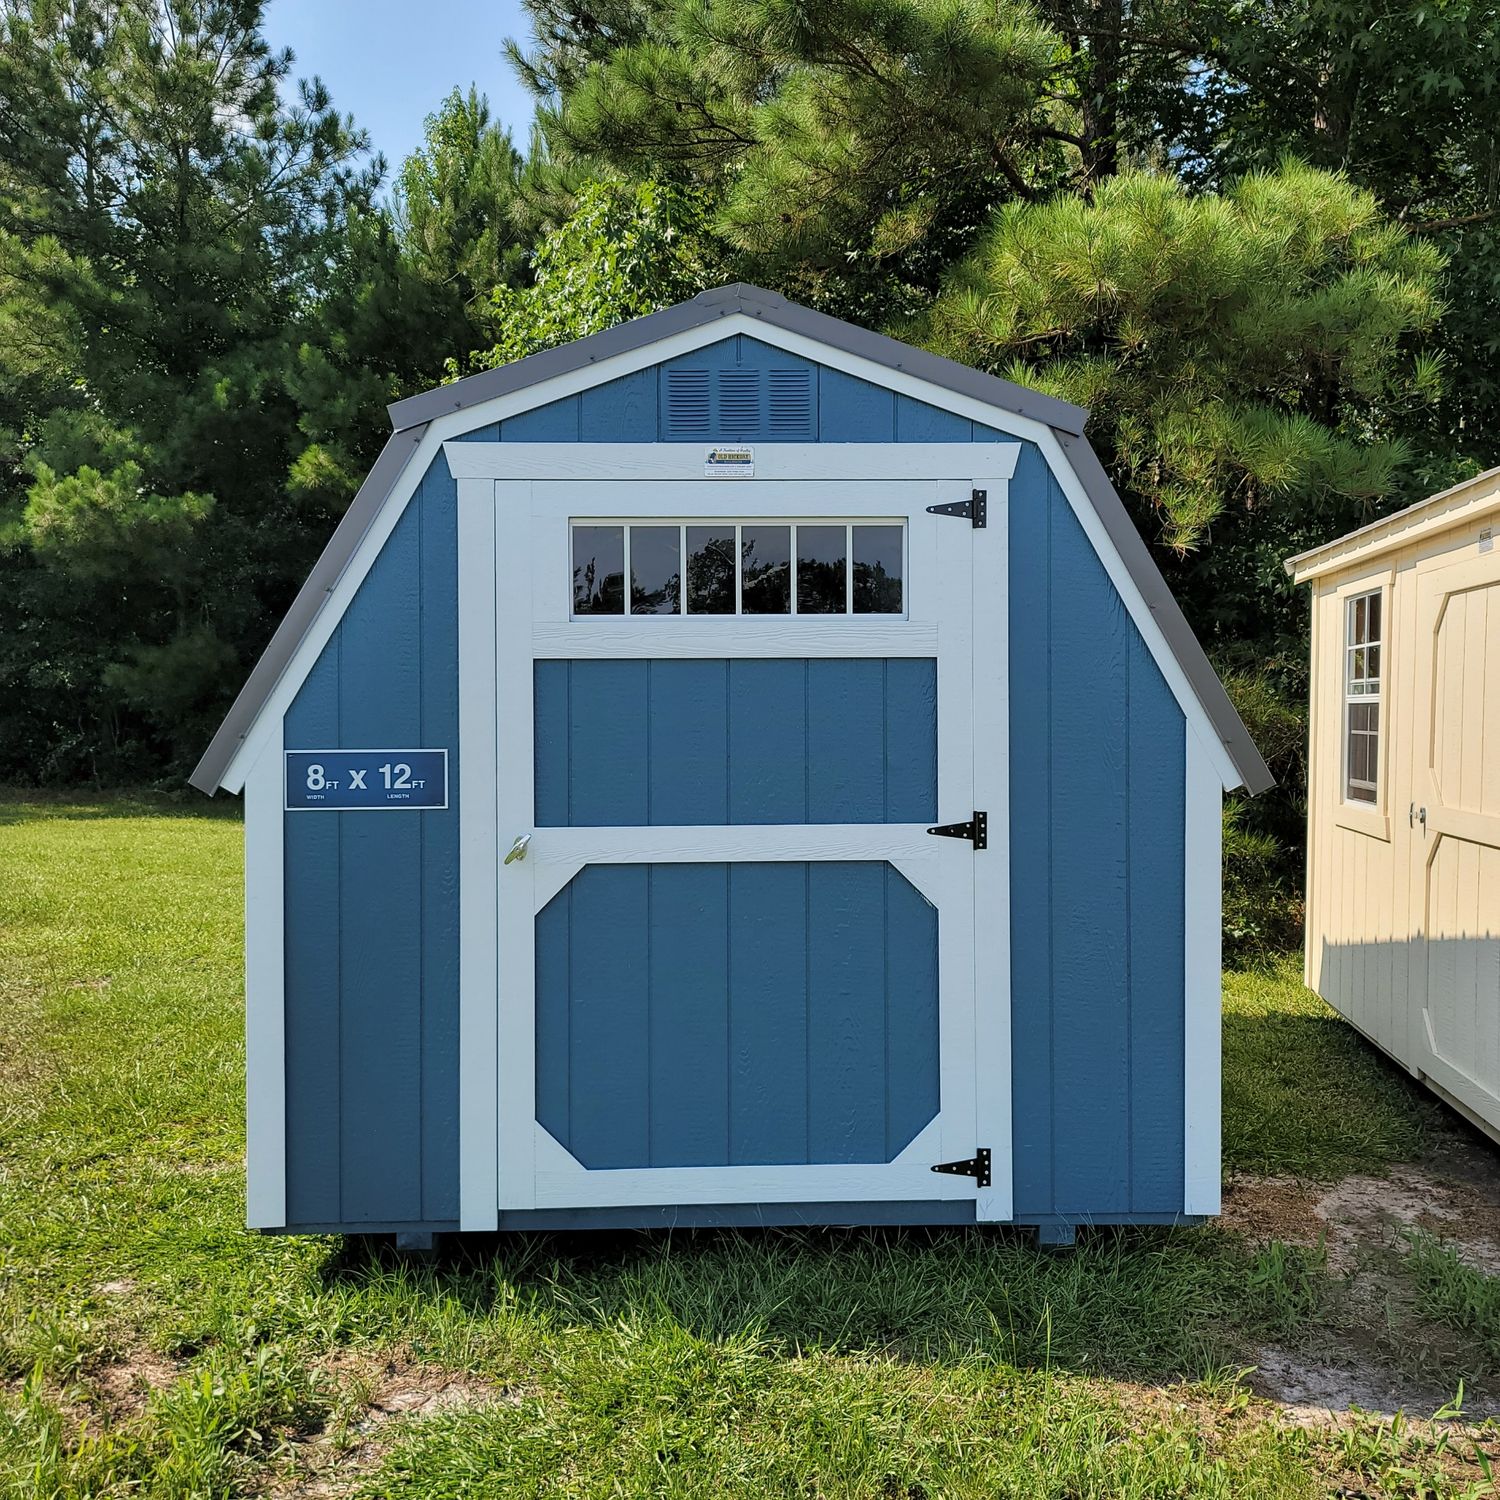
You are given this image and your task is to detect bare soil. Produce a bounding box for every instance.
[1223,1130,1500,1422]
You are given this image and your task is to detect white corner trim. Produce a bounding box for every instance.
[1183,722,1223,1215]
[244,724,286,1230]
[457,478,500,1230]
[442,441,1020,482]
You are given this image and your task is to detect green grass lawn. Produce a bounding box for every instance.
[0,794,1494,1498]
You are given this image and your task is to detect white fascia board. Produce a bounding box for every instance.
[443,442,1020,481]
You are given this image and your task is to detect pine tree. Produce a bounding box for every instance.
[0,0,448,779]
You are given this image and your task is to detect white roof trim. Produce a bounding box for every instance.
[1286,464,1500,583]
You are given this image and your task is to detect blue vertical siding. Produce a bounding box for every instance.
[277,331,1191,1230]
[1007,443,1186,1219]
[535,862,939,1168]
[533,659,937,826]
[282,452,459,1227]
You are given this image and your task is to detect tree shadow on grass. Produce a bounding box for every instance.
[317,1219,1302,1383]
[0,788,242,824]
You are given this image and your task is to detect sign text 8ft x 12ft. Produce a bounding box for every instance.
[284,749,448,811]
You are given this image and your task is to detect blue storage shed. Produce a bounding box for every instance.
[192,285,1271,1245]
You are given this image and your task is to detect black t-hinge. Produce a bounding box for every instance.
[926,488,987,528]
[927,810,987,849]
[931,1148,991,1187]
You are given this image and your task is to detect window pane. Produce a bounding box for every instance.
[1367,592,1382,642]
[853,525,903,613]
[629,526,681,615]
[573,526,624,614]
[1365,643,1381,682]
[1351,595,1366,644]
[686,527,736,614]
[742,525,791,614]
[796,525,847,614]
[1346,701,1379,802]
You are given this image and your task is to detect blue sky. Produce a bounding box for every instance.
[263,0,539,182]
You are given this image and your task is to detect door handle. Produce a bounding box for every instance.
[1410,804,1427,830]
[504,833,532,865]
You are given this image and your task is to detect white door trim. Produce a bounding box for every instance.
[972,480,1012,1221]
[457,477,501,1228]
[459,474,1009,1219]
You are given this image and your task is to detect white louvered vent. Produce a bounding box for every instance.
[768,369,814,435]
[666,369,711,433]
[662,366,816,438]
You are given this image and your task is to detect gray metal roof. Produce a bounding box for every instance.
[191,283,1271,796]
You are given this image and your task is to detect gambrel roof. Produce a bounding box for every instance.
[191,283,1272,795]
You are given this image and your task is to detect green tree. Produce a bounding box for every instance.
[0,0,447,779]
[512,0,1074,320]
[394,86,532,314]
[1145,0,1500,498]
[923,162,1443,558]
[471,178,718,368]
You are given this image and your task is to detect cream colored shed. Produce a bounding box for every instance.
[1288,468,1500,1143]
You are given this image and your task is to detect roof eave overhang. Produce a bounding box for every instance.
[1285,463,1500,584]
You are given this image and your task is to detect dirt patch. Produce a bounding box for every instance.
[264,1352,520,1498]
[1224,1142,1500,1421]
[1225,1156,1500,1276]
[1248,1345,1464,1424]
[86,1347,179,1417]
[1221,1176,1324,1246]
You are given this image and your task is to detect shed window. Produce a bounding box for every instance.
[570,522,904,617]
[1344,589,1382,805]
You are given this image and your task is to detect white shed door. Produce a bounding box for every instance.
[485,475,1009,1217]
[1410,554,1500,1123]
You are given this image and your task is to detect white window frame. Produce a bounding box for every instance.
[1343,586,1384,810]
[570,517,909,619]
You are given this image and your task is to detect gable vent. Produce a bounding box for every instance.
[663,366,818,441]
[666,369,711,434]
[768,369,814,435]
[719,370,761,432]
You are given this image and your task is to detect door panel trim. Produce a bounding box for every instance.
[533,621,938,659]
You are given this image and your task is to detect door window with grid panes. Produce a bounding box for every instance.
[570,521,905,617]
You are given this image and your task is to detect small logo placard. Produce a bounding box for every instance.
[285,749,448,811]
[705,445,754,478]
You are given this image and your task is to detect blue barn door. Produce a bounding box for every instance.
[490,470,1004,1213]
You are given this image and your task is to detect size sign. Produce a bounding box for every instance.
[284,749,448,811]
